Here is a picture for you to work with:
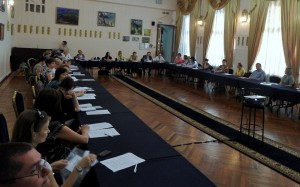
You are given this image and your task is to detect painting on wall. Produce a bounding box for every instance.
[98,11,116,27]
[144,29,151,36]
[0,23,4,41]
[0,0,5,12]
[56,7,79,25]
[142,37,150,43]
[130,19,142,35]
[123,36,130,42]
[132,37,139,42]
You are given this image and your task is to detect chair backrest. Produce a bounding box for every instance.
[244,72,252,78]
[12,91,25,118]
[0,112,9,143]
[269,75,281,83]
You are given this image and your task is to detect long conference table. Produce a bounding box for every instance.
[73,64,216,186]
[77,60,300,104]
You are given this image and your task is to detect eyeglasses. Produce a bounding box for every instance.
[0,159,49,183]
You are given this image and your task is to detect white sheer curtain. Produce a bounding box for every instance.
[253,0,286,77]
[178,15,190,57]
[206,9,225,67]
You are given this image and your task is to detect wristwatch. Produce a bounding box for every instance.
[75,165,83,173]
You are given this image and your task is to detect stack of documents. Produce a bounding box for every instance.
[88,122,119,138]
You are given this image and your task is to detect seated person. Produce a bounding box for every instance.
[153,53,165,63]
[186,56,198,68]
[33,88,90,162]
[174,53,184,64]
[74,50,85,60]
[141,51,153,76]
[61,49,72,60]
[215,59,229,73]
[43,49,52,58]
[44,57,56,84]
[128,51,139,74]
[280,67,295,86]
[47,67,69,89]
[202,58,213,71]
[58,77,81,120]
[0,142,96,187]
[249,63,265,81]
[129,51,139,62]
[115,50,126,61]
[234,62,245,77]
[102,52,113,61]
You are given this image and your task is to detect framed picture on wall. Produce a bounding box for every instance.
[97,11,116,27]
[144,29,151,36]
[130,19,142,35]
[0,0,5,12]
[56,7,79,25]
[123,36,130,42]
[0,23,4,41]
[142,37,150,43]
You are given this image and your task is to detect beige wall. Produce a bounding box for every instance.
[11,0,176,61]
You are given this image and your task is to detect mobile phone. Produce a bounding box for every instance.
[98,150,112,158]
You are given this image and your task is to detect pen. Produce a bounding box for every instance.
[133,164,137,173]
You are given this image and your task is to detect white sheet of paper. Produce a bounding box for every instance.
[80,107,96,111]
[77,95,96,100]
[80,79,95,81]
[79,103,93,108]
[73,87,90,92]
[94,106,102,109]
[66,155,82,172]
[100,153,145,172]
[70,76,78,81]
[88,122,113,131]
[89,128,119,138]
[86,110,110,115]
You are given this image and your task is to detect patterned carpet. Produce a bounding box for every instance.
[113,74,300,184]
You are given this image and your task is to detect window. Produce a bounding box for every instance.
[178,15,190,57]
[253,0,285,77]
[206,9,225,67]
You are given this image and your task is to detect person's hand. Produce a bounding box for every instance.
[51,159,68,170]
[77,154,97,169]
[78,124,90,134]
[75,90,86,97]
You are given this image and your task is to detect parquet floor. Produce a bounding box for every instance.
[1,70,300,187]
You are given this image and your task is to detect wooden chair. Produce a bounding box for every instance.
[12,91,25,118]
[0,112,9,143]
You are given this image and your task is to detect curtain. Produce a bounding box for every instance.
[247,0,269,71]
[189,0,200,57]
[178,15,191,56]
[206,8,225,66]
[177,0,198,15]
[202,5,215,60]
[281,0,300,83]
[208,0,231,10]
[174,12,183,57]
[224,0,240,68]
[253,0,286,77]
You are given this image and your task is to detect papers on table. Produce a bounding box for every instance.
[244,95,266,99]
[260,82,278,86]
[100,153,145,172]
[89,127,120,138]
[79,103,103,111]
[79,103,93,108]
[73,87,94,92]
[77,93,96,100]
[86,110,110,115]
[70,72,85,76]
[70,76,78,82]
[88,122,113,131]
[80,79,95,81]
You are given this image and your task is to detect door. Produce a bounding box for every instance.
[156,24,175,63]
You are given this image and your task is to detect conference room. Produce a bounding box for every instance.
[1,0,300,186]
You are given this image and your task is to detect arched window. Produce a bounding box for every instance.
[178,15,190,57]
[253,0,285,77]
[206,9,225,67]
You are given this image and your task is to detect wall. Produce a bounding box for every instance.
[0,3,13,82]
[11,0,176,61]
